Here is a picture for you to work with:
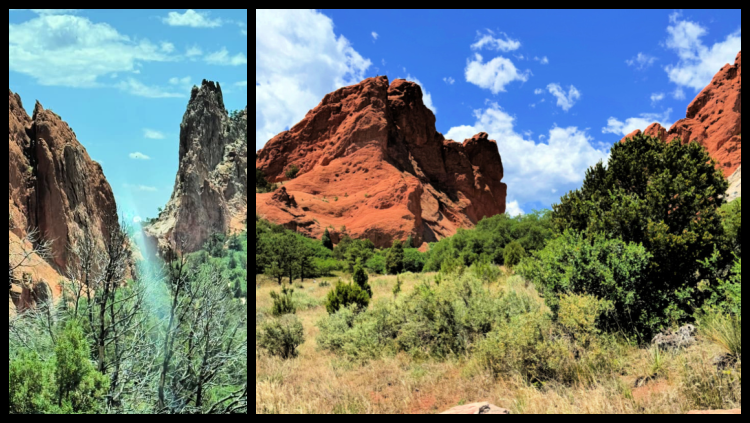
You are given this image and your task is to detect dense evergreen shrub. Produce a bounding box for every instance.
[324,281,371,315]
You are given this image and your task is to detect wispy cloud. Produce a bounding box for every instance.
[626,53,658,70]
[9,14,173,88]
[205,48,247,66]
[471,29,521,52]
[124,183,157,192]
[650,92,665,106]
[116,78,184,98]
[128,152,151,160]
[371,31,379,41]
[143,129,165,139]
[443,77,455,85]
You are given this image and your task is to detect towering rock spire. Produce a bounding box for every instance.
[146,80,248,253]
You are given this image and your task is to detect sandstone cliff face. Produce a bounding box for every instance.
[145,80,248,253]
[9,89,118,313]
[622,51,741,178]
[255,76,507,247]
[9,89,118,271]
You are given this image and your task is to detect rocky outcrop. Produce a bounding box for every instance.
[440,403,510,415]
[8,89,118,273]
[9,89,118,313]
[145,80,248,253]
[256,76,507,247]
[727,165,741,202]
[651,325,696,351]
[621,51,741,178]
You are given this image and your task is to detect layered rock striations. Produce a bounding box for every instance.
[9,89,118,312]
[622,51,741,179]
[145,80,248,253]
[255,76,507,247]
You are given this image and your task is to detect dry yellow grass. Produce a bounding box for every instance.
[255,272,741,414]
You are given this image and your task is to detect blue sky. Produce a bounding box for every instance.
[256,9,741,215]
[9,9,248,222]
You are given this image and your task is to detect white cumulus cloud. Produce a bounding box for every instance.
[371,31,378,41]
[602,109,673,136]
[547,83,581,111]
[445,101,610,209]
[255,9,371,150]
[506,200,525,217]
[162,9,222,28]
[443,77,455,85]
[465,53,529,94]
[664,12,741,91]
[470,30,521,52]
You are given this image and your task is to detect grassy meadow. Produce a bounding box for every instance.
[255,270,740,414]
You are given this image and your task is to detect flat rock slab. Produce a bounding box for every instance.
[440,402,510,415]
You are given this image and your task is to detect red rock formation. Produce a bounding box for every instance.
[9,89,118,313]
[621,51,741,178]
[255,77,507,247]
[9,89,118,272]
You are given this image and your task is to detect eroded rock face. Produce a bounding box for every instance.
[8,89,118,272]
[255,77,507,247]
[621,51,741,178]
[145,80,248,253]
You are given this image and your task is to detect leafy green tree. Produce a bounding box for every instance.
[720,198,741,257]
[520,231,652,335]
[503,241,525,270]
[423,211,554,271]
[53,320,109,413]
[552,134,730,334]
[406,235,414,248]
[204,233,227,258]
[352,260,372,298]
[403,249,427,273]
[340,239,375,272]
[265,261,284,285]
[8,350,54,414]
[322,229,334,251]
[385,240,405,275]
